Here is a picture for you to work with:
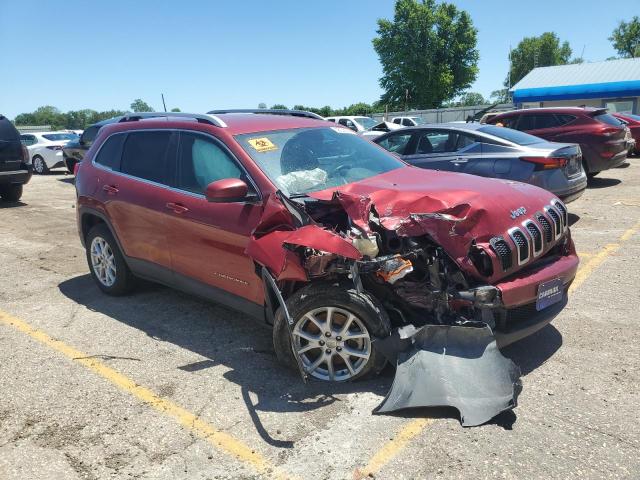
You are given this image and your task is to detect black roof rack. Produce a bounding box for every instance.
[117,112,227,128]
[207,109,324,120]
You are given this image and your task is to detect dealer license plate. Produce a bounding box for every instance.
[536,278,564,311]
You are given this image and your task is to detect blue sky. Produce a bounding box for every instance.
[0,0,631,119]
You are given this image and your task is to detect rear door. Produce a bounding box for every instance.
[95,130,177,274]
[401,129,468,171]
[164,130,264,306]
[518,114,563,141]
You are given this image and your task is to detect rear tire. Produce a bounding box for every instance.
[32,155,49,174]
[0,184,23,202]
[273,282,390,382]
[85,224,135,295]
[587,172,599,178]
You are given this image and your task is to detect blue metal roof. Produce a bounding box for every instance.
[511,58,640,102]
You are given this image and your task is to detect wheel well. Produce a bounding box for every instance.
[81,213,105,241]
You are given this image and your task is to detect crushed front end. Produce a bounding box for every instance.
[248,169,579,426]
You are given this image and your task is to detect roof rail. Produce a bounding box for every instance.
[207,109,324,120]
[118,112,227,128]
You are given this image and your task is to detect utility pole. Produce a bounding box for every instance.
[161,93,167,112]
[405,88,409,114]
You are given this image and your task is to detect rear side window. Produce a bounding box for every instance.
[20,134,37,146]
[177,132,242,194]
[377,133,412,155]
[593,113,624,126]
[516,115,536,131]
[94,134,126,170]
[120,131,175,184]
[532,114,561,129]
[557,114,576,126]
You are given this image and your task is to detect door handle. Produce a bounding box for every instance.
[450,158,468,164]
[166,202,189,214]
[102,184,119,194]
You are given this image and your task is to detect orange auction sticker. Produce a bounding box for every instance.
[247,137,277,152]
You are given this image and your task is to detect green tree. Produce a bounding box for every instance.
[489,89,510,103]
[446,91,487,107]
[170,107,181,112]
[609,16,640,58]
[270,104,288,110]
[506,32,572,87]
[372,0,478,109]
[130,99,154,112]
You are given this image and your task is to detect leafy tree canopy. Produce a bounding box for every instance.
[130,98,154,112]
[506,32,573,87]
[609,16,640,58]
[373,0,479,109]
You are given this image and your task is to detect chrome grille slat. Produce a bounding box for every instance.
[545,206,562,239]
[536,213,553,243]
[523,220,543,256]
[508,227,530,265]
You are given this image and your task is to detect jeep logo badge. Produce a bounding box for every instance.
[510,207,526,219]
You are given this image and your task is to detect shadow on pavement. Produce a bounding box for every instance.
[568,213,580,226]
[0,200,27,209]
[58,274,389,447]
[57,177,75,185]
[587,177,621,189]
[58,274,562,436]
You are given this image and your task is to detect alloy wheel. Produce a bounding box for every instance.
[292,306,371,381]
[90,236,117,287]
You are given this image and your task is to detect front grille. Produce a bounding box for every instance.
[536,213,553,243]
[510,228,529,264]
[525,221,543,254]
[552,200,568,229]
[546,207,561,237]
[490,236,512,271]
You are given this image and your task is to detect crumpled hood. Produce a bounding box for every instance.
[309,167,561,282]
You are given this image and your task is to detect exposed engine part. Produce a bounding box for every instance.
[352,235,379,258]
[376,256,413,284]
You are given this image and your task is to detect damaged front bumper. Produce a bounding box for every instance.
[373,322,521,427]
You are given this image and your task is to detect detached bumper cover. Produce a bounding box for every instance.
[374,323,521,427]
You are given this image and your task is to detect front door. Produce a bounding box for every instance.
[164,131,264,307]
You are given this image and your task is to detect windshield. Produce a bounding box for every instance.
[477,125,542,146]
[410,117,425,125]
[354,117,377,130]
[43,133,78,141]
[236,127,405,196]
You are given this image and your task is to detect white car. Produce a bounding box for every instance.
[20,131,78,174]
[325,116,378,133]
[359,121,406,139]
[391,116,426,127]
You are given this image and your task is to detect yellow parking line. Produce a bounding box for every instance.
[570,221,640,293]
[353,418,433,479]
[0,311,290,480]
[354,220,640,478]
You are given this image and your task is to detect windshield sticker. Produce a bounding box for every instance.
[247,137,278,153]
[331,127,356,135]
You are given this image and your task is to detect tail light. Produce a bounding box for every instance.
[520,156,567,170]
[21,145,30,163]
[600,127,621,137]
[73,161,81,176]
[46,145,63,151]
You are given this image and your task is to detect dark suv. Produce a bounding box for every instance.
[0,115,32,201]
[63,116,123,173]
[489,107,628,176]
[76,111,579,383]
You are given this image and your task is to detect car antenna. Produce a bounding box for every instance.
[161,93,167,112]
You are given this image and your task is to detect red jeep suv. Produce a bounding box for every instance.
[489,107,628,177]
[76,111,579,382]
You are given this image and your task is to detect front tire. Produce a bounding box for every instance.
[85,224,134,295]
[0,184,23,202]
[32,155,49,174]
[273,282,390,382]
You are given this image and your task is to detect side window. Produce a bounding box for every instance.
[557,114,576,126]
[377,133,412,155]
[94,134,126,170]
[326,118,336,123]
[493,116,517,129]
[392,118,401,124]
[533,114,560,129]
[516,115,535,131]
[415,131,454,154]
[20,135,37,146]
[177,132,242,195]
[402,118,413,126]
[454,133,476,150]
[120,131,175,184]
[338,119,349,126]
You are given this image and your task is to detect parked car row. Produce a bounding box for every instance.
[19,130,78,174]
